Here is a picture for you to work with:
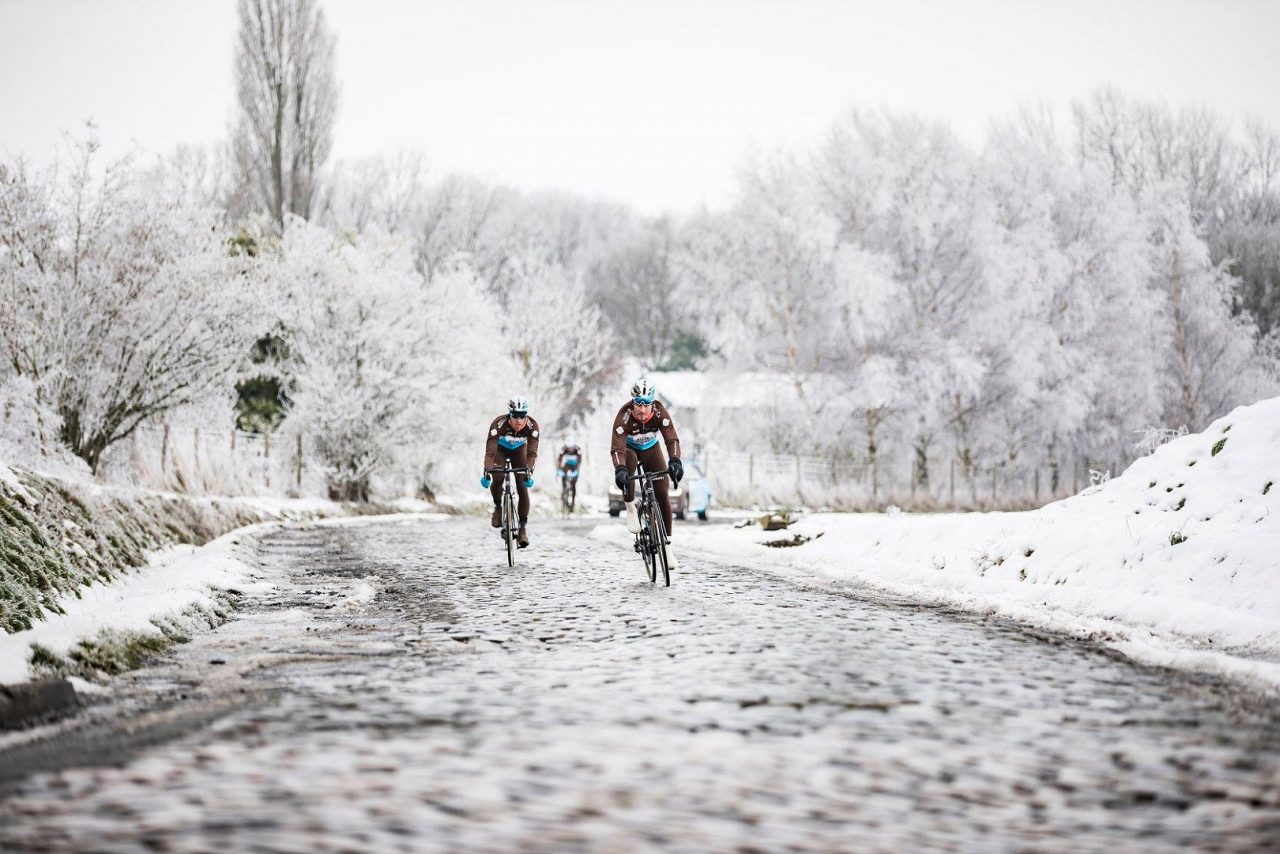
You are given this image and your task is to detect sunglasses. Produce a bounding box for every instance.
[632,398,654,406]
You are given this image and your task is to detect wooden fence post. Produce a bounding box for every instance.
[1034,467,1040,503]
[161,423,170,474]
[295,433,303,490]
[990,465,998,505]
[264,431,271,489]
[193,427,200,467]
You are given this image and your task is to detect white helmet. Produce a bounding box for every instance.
[507,396,529,416]
[631,377,656,404]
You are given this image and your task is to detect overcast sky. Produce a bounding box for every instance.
[3,0,1278,215]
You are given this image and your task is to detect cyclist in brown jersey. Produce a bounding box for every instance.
[610,377,684,568]
[481,396,539,547]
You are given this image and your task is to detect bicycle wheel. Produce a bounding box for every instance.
[504,488,517,567]
[648,501,670,586]
[639,526,657,583]
[567,479,576,514]
[636,494,657,583]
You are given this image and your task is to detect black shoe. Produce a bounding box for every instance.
[517,527,529,548]
[491,507,502,528]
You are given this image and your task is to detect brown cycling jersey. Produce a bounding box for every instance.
[484,414,540,472]
[609,400,681,467]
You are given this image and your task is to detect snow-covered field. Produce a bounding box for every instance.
[669,397,1280,691]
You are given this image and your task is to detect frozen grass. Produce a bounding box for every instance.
[0,465,268,633]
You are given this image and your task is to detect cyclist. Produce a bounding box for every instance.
[557,439,582,508]
[610,377,684,566]
[557,439,583,480]
[481,396,540,548]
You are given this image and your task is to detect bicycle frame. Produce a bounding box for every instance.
[561,467,578,515]
[628,462,671,586]
[485,461,529,567]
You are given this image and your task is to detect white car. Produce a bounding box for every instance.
[608,461,711,521]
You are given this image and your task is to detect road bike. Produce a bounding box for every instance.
[485,461,529,567]
[560,467,578,516]
[629,463,671,586]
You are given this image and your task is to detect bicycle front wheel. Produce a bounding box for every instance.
[648,502,670,586]
[504,489,517,567]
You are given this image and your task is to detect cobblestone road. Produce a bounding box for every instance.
[2,517,1279,852]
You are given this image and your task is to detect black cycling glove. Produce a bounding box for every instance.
[614,466,629,490]
[668,457,684,485]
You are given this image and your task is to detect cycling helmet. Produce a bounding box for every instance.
[631,377,656,405]
[508,396,529,416]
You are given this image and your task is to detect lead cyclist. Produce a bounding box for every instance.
[609,377,684,569]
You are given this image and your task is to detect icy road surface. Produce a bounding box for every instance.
[2,517,1279,851]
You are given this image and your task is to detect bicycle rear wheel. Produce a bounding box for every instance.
[567,479,576,514]
[647,502,670,586]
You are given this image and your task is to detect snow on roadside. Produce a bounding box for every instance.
[660,396,1280,691]
[0,497,469,685]
[0,523,275,685]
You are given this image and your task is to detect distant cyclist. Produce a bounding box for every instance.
[557,439,583,480]
[557,439,582,513]
[481,396,540,548]
[610,377,683,566]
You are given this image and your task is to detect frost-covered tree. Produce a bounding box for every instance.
[501,254,618,435]
[229,0,338,230]
[973,117,1162,467]
[319,151,428,237]
[813,110,986,478]
[1146,184,1270,430]
[590,218,701,371]
[0,138,259,472]
[272,222,428,500]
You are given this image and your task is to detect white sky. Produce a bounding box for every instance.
[2,0,1279,215]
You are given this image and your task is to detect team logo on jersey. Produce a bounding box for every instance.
[662,418,670,427]
[490,429,497,436]
[616,426,624,434]
[532,430,539,437]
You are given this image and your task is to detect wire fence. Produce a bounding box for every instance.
[103,422,1134,512]
[111,423,325,497]
[701,448,1128,511]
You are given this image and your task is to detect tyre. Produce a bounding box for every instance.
[676,510,686,521]
[504,491,516,567]
[697,510,708,521]
[609,509,621,517]
[648,502,670,587]
[640,529,657,583]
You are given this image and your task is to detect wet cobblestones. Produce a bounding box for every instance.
[2,517,1279,851]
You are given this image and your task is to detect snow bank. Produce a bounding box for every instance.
[0,525,273,684]
[676,397,1280,688]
